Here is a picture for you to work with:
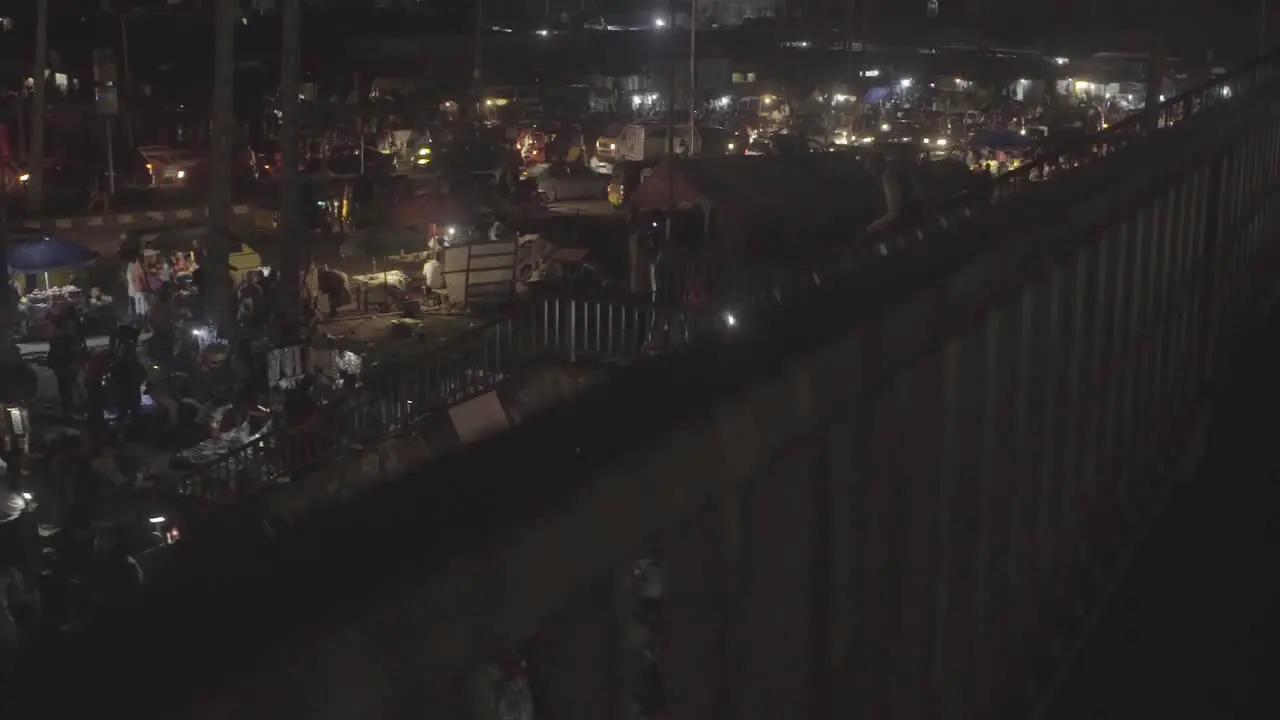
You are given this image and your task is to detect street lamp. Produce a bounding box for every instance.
[103,2,139,147]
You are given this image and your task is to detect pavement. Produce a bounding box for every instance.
[543,199,621,217]
[317,312,484,356]
[1044,309,1280,720]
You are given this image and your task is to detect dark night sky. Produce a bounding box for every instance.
[0,0,1269,58]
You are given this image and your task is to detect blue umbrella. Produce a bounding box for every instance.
[8,235,99,272]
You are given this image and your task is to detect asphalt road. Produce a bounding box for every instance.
[1045,309,1280,720]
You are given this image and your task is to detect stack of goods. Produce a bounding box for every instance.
[18,285,115,340]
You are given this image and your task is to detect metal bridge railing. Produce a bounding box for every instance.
[186,49,1280,501]
[188,295,692,500]
[723,49,1280,323]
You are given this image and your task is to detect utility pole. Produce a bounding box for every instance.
[277,0,301,342]
[207,0,236,334]
[1144,0,1166,131]
[0,177,34,427]
[666,0,676,159]
[27,0,48,221]
[117,10,136,148]
[689,0,697,151]
[473,0,484,115]
[0,169,18,367]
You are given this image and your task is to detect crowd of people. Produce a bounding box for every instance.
[0,230,361,650]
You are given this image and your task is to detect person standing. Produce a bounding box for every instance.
[111,325,144,430]
[864,151,923,234]
[124,250,150,327]
[47,311,83,416]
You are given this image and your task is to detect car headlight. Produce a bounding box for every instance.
[727,142,735,150]
[880,123,890,131]
[418,148,430,156]
[935,138,947,147]
[922,138,930,144]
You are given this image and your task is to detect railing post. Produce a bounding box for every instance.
[567,299,577,363]
[1201,152,1229,382]
[665,499,736,720]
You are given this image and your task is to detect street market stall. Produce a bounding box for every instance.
[9,235,113,341]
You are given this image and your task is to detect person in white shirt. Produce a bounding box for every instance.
[125,254,150,324]
[159,254,175,285]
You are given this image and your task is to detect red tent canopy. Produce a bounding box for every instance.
[630,154,881,263]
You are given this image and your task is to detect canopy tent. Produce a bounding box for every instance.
[136,226,217,253]
[386,191,471,235]
[863,86,893,104]
[8,235,98,272]
[339,189,486,259]
[340,225,433,258]
[127,227,265,283]
[629,154,882,266]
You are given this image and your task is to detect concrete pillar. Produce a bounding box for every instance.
[529,570,633,720]
[664,499,733,720]
[724,441,820,720]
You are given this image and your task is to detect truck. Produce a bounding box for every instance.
[617,122,701,162]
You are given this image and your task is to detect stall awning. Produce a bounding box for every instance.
[8,235,98,272]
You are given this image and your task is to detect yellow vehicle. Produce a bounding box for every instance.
[608,160,656,209]
[607,174,625,208]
